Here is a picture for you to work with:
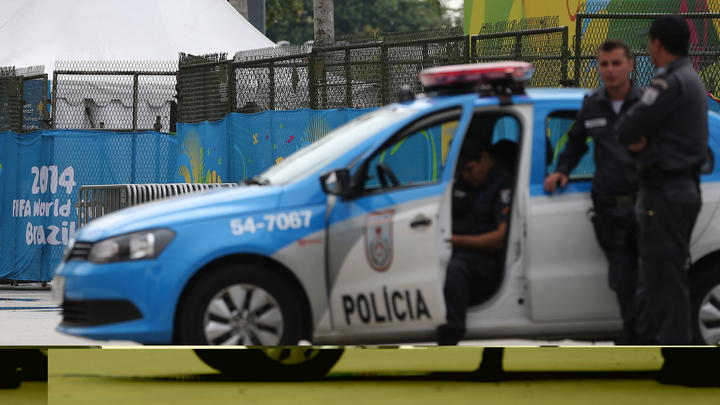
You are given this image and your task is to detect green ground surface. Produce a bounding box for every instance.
[0,382,47,405]
[49,348,719,405]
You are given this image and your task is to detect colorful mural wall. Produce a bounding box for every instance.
[464,0,720,35]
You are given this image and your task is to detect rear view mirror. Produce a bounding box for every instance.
[320,169,352,198]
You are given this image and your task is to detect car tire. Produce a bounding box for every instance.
[177,263,309,345]
[193,348,344,380]
[690,262,720,344]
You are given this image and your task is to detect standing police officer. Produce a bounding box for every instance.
[438,141,513,345]
[544,39,642,344]
[615,15,708,345]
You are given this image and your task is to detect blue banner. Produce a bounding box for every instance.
[175,109,374,183]
[1,108,374,281]
[0,130,177,281]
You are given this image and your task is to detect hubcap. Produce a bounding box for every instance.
[698,284,720,344]
[203,284,283,345]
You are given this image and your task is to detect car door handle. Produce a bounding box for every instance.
[410,215,432,228]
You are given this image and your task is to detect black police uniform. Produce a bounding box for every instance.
[438,163,512,345]
[616,56,708,345]
[555,86,643,344]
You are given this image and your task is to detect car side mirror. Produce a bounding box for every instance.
[320,169,353,198]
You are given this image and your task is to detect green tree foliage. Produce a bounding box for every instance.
[266,0,449,45]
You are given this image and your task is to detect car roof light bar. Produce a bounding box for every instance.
[419,61,535,104]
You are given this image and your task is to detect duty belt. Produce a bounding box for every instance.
[592,193,636,209]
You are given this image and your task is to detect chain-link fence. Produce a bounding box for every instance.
[176,54,231,123]
[472,26,570,87]
[52,61,177,132]
[178,27,472,122]
[385,27,469,100]
[575,11,720,94]
[5,6,720,129]
[0,67,49,132]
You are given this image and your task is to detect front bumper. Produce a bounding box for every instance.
[61,299,142,327]
[54,258,190,344]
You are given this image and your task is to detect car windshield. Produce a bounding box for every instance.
[260,106,418,185]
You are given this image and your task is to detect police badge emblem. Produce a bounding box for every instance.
[365,210,394,271]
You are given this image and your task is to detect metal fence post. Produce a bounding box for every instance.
[345,48,352,108]
[268,61,275,110]
[51,72,58,128]
[422,42,429,67]
[514,32,522,60]
[380,41,389,105]
[308,51,318,109]
[464,34,471,64]
[574,15,582,87]
[132,73,139,131]
[561,26,569,86]
[227,64,236,113]
[18,77,24,132]
[42,74,49,126]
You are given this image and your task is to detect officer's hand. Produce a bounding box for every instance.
[543,172,569,193]
[628,136,648,152]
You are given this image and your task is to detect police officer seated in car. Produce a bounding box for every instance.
[438,141,514,345]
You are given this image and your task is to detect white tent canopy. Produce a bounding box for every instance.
[0,0,276,74]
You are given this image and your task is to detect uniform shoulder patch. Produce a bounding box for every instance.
[641,87,659,105]
[651,77,670,90]
[500,188,512,205]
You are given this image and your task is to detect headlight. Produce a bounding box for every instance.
[88,229,175,263]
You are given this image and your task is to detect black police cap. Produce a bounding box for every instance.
[645,15,690,55]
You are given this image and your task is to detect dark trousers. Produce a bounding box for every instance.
[591,198,639,344]
[438,251,501,345]
[635,179,701,345]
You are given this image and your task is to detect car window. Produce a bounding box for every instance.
[492,115,520,144]
[546,111,595,180]
[363,117,459,192]
[261,106,418,185]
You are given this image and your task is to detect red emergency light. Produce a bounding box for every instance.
[420,61,535,88]
[418,62,534,103]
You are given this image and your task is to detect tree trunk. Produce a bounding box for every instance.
[313,0,334,45]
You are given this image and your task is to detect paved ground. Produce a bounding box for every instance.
[0,285,136,346]
[0,382,46,405]
[0,286,611,346]
[48,348,719,405]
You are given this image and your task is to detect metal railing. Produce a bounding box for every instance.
[177,27,471,122]
[76,183,238,227]
[471,26,571,87]
[52,61,177,132]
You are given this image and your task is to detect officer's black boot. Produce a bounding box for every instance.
[471,347,505,382]
[656,347,720,387]
[437,324,463,346]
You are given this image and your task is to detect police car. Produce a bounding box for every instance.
[53,62,720,374]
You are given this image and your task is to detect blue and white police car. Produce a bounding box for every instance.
[53,62,720,374]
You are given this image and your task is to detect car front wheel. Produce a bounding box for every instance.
[177,262,309,345]
[691,262,720,344]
